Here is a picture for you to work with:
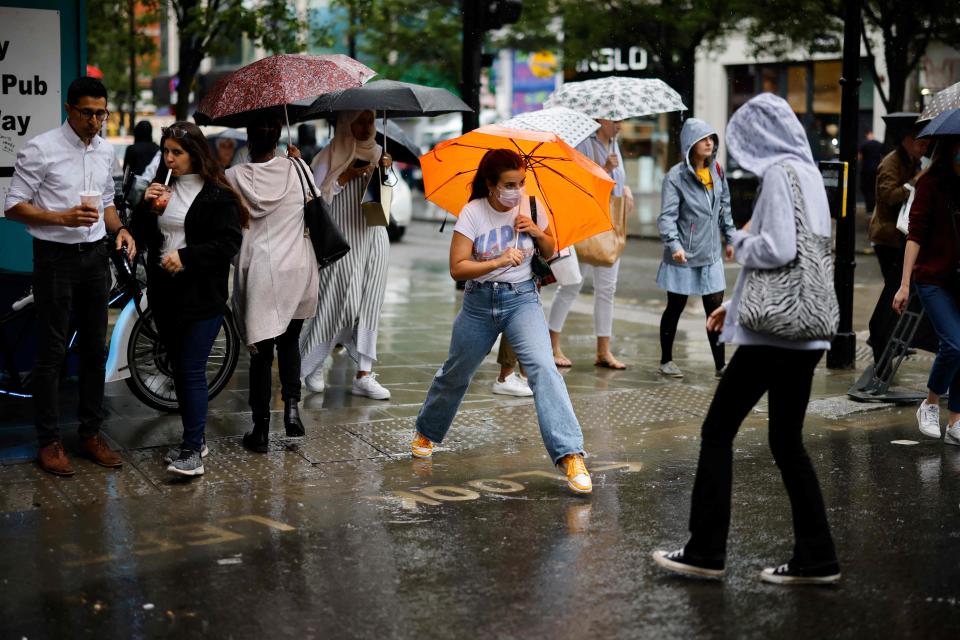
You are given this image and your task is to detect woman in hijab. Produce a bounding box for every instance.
[652,94,841,585]
[226,112,319,452]
[300,110,393,400]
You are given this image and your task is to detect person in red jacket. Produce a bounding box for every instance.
[893,136,960,446]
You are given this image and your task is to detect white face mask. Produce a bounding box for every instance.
[497,186,523,208]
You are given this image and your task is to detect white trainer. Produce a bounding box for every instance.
[351,373,391,400]
[492,372,533,397]
[304,368,325,393]
[945,421,960,446]
[917,400,941,438]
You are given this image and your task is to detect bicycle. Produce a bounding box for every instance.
[0,245,241,412]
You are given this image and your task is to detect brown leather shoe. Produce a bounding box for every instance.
[78,434,123,468]
[37,441,75,476]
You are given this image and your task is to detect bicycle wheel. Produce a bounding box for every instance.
[124,308,241,413]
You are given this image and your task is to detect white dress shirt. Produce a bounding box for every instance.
[3,121,116,244]
[159,173,203,255]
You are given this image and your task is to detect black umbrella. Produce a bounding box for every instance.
[919,108,960,138]
[303,79,472,119]
[376,120,422,165]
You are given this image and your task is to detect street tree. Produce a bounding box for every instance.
[167,0,308,120]
[331,0,463,91]
[87,0,161,131]
[745,0,960,116]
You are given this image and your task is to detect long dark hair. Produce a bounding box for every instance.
[155,121,250,228]
[469,149,524,201]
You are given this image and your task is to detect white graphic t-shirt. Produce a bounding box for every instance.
[453,195,549,284]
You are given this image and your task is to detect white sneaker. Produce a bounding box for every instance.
[658,361,684,378]
[917,400,941,438]
[945,421,960,446]
[351,373,391,400]
[304,368,325,393]
[492,372,533,397]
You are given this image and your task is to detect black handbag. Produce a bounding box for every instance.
[290,158,350,268]
[528,196,556,288]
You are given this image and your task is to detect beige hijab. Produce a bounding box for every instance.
[318,110,382,202]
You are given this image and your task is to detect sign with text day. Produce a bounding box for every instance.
[0,7,61,209]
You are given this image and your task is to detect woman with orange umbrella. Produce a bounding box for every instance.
[410,148,593,495]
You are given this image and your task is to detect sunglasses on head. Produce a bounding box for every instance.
[162,125,190,139]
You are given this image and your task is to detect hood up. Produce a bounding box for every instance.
[680,118,719,172]
[725,93,814,177]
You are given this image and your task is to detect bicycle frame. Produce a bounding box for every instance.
[105,290,150,384]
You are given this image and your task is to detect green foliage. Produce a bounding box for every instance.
[169,0,313,119]
[745,0,960,112]
[87,0,161,105]
[332,0,463,91]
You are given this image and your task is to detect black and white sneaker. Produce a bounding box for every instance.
[162,443,209,465]
[652,549,725,579]
[760,562,841,585]
[166,448,204,477]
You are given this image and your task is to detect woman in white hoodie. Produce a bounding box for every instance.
[226,113,319,452]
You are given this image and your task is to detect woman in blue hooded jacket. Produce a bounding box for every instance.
[656,119,735,379]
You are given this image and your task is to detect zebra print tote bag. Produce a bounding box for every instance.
[738,164,839,341]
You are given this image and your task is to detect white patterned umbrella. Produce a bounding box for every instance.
[545,77,686,120]
[498,107,600,147]
[920,81,960,122]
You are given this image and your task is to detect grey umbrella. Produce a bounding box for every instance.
[302,79,472,119]
[375,120,422,165]
[545,77,686,120]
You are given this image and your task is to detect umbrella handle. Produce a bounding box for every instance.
[284,103,292,151]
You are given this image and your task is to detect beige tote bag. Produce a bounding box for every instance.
[574,195,627,267]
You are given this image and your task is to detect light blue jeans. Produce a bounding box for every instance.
[416,279,585,463]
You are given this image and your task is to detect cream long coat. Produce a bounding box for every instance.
[227,157,319,346]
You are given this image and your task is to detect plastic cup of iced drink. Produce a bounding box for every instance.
[152,185,172,214]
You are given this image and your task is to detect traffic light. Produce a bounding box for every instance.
[481,0,522,30]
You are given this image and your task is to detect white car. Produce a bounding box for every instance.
[387,172,412,242]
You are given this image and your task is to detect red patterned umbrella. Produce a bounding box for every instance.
[194,54,376,129]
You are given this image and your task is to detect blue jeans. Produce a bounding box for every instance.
[415,279,584,463]
[916,284,960,412]
[156,313,224,451]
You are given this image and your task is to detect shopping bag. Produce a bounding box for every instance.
[574,195,627,267]
[362,166,393,227]
[896,183,915,235]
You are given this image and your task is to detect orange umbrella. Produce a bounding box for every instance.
[420,125,614,250]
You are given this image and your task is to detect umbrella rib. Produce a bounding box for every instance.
[524,159,599,202]
[423,168,479,201]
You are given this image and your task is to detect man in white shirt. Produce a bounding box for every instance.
[4,77,136,476]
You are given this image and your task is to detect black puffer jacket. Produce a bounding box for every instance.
[132,182,242,321]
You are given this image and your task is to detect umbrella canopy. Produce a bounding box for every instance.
[919,82,960,122]
[303,79,472,119]
[498,107,600,147]
[918,108,960,138]
[194,54,376,127]
[420,125,615,250]
[376,120,421,165]
[545,77,686,120]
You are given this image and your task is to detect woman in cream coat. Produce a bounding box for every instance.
[227,113,318,452]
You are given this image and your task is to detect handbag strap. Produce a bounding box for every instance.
[781,162,811,236]
[289,157,320,204]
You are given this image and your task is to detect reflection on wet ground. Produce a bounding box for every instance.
[2,222,958,638]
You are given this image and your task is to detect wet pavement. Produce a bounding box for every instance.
[2,219,960,639]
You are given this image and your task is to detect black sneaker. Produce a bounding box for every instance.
[166,448,204,477]
[760,561,841,585]
[652,549,725,579]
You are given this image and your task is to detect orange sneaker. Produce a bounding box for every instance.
[557,454,592,494]
[411,432,433,458]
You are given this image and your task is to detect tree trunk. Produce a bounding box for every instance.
[174,38,203,122]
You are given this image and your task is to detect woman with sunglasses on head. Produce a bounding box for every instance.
[226,112,319,452]
[132,122,245,477]
[410,149,592,494]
